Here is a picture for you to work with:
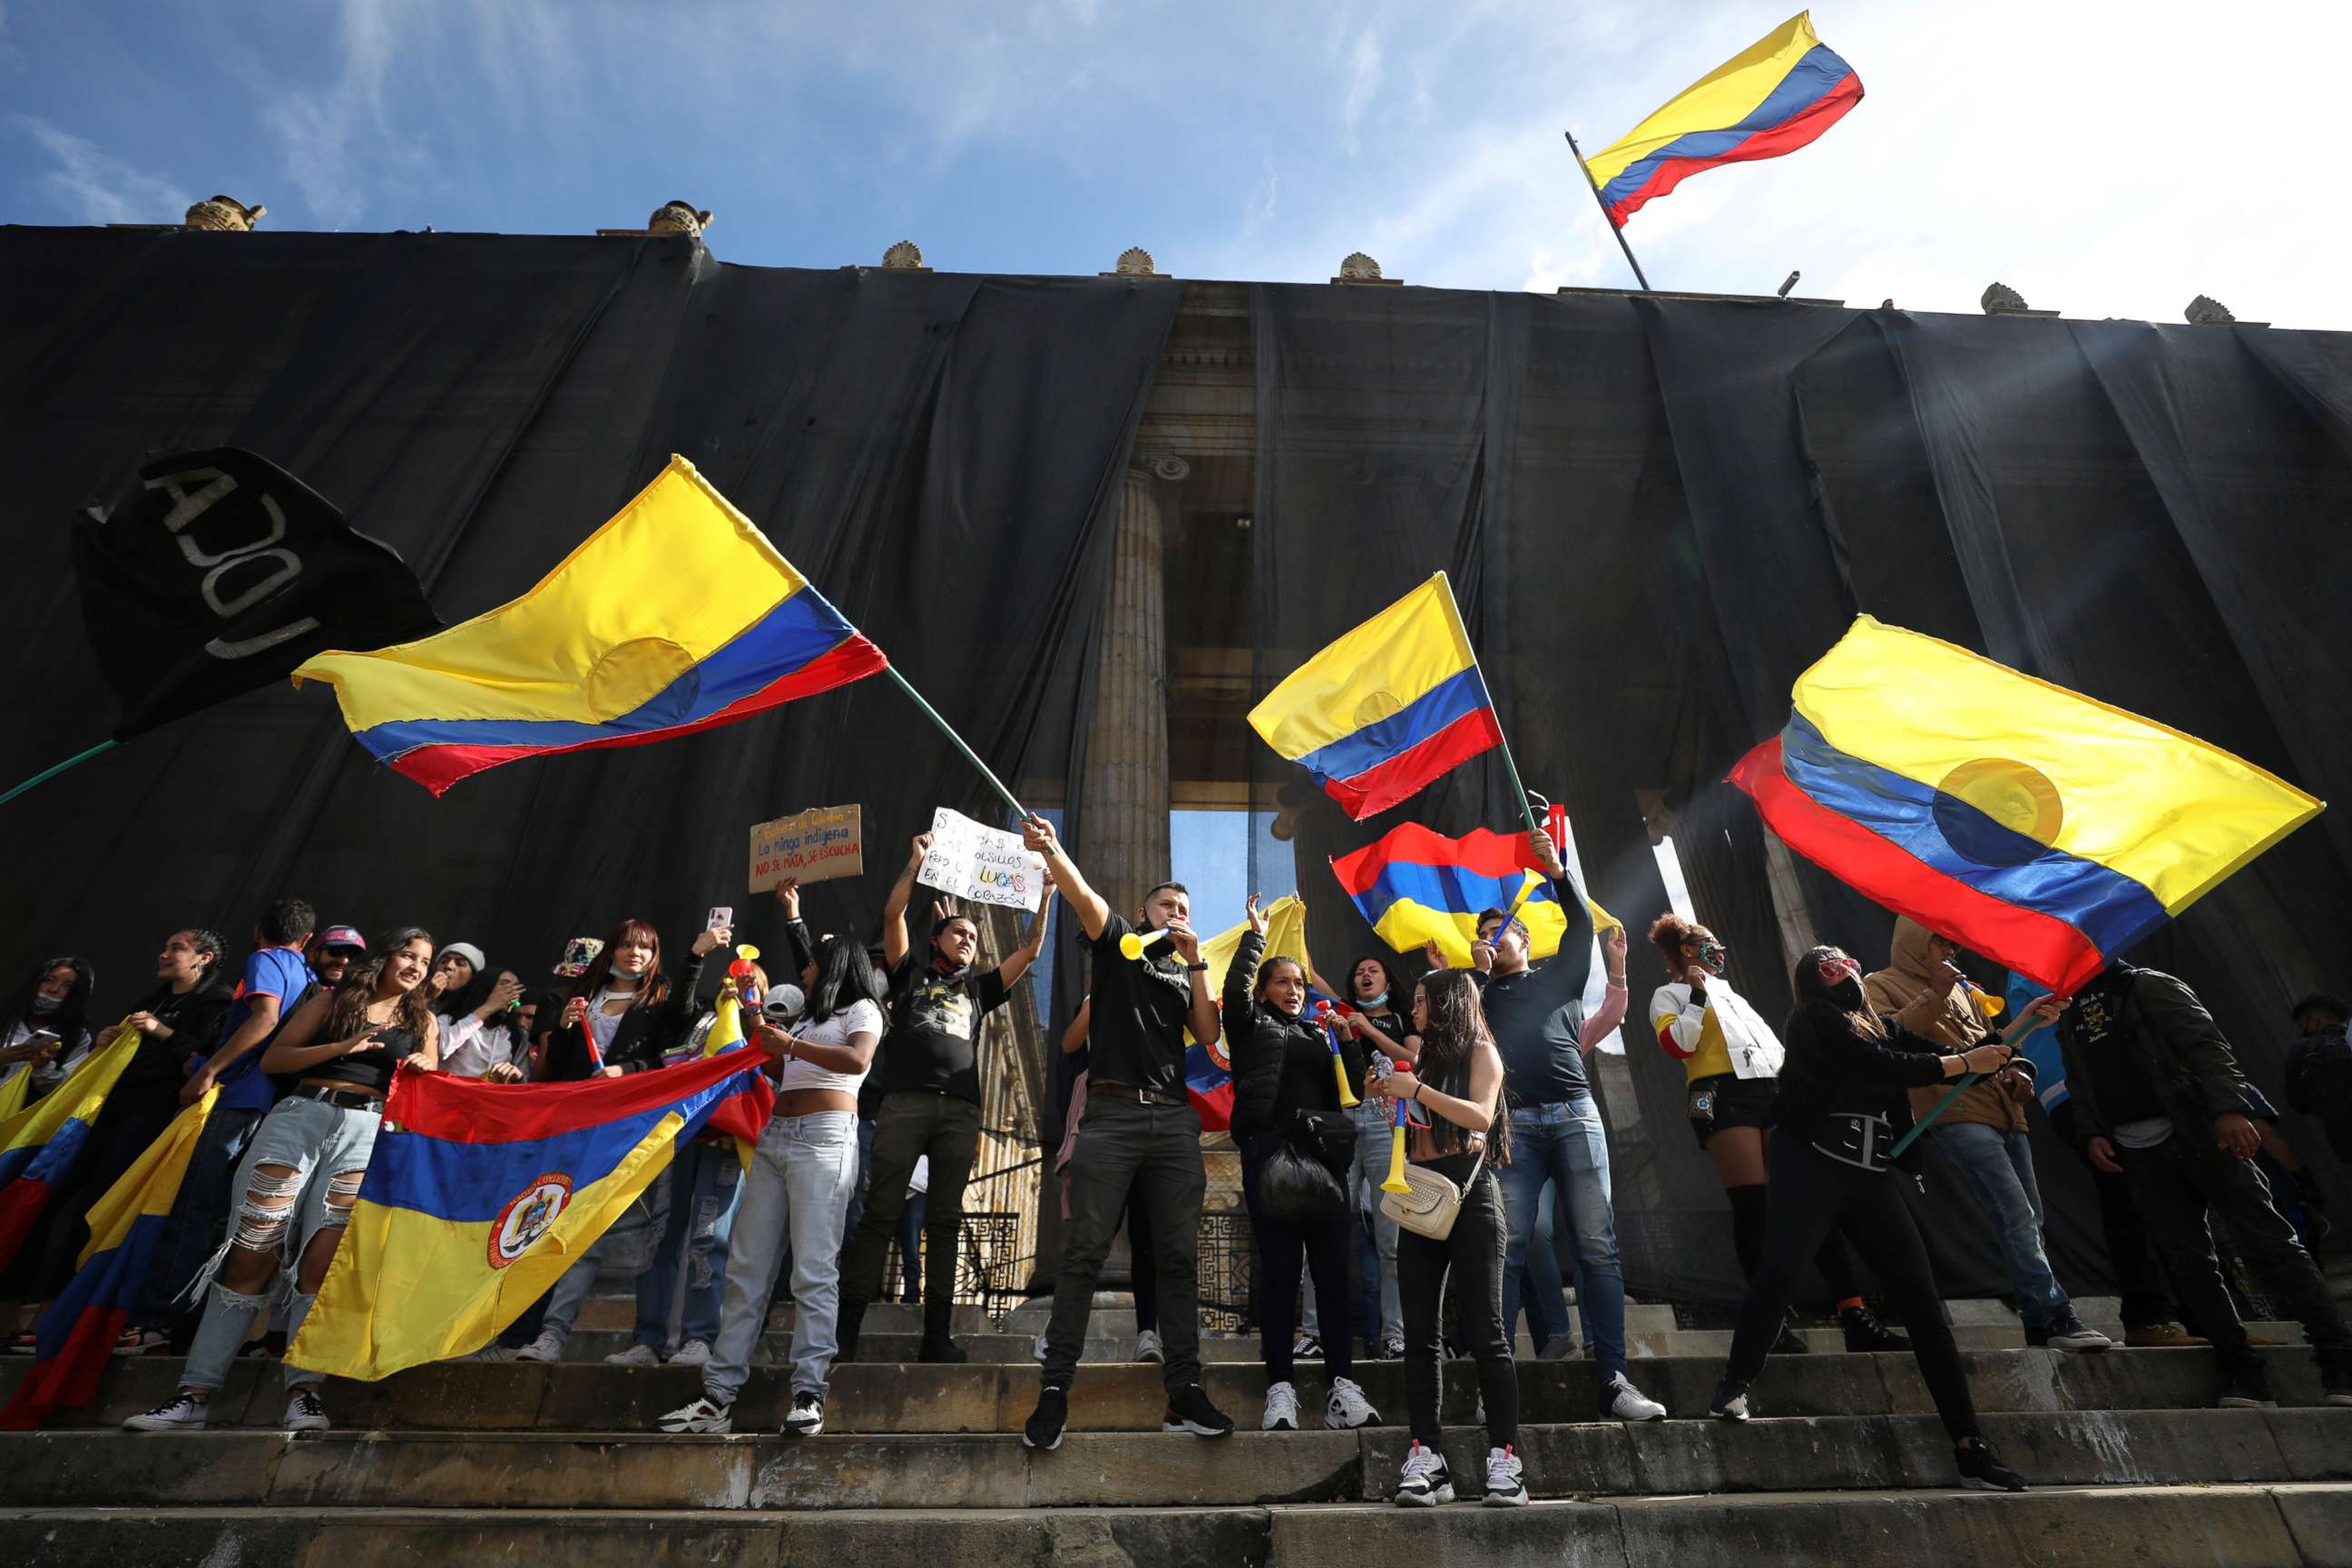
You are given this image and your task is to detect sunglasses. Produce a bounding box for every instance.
[324,945,366,958]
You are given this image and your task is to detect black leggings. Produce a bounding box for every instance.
[1398,1156,1517,1449]
[1240,1134,1356,1387]
[1727,1181,1868,1299]
[1729,1136,1980,1442]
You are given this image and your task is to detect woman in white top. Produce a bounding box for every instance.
[0,956,96,1102]
[662,934,884,1440]
[1647,914,1905,1353]
[434,960,528,1083]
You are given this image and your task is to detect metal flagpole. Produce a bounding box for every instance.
[884,665,1033,823]
[0,740,118,807]
[1563,130,1652,291]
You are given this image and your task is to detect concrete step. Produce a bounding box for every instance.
[7,1487,2347,1568]
[11,1408,2349,1511]
[10,1347,2337,1435]
[573,1298,1006,1335]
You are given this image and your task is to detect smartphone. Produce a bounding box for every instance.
[21,1027,59,1056]
[708,906,734,931]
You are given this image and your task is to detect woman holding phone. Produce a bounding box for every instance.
[0,956,96,1101]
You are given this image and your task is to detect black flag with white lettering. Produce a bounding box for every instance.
[70,448,441,738]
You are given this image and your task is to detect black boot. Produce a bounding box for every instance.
[917,1297,965,1362]
[1840,1301,1908,1352]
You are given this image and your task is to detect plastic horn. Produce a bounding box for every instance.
[1313,1002,1362,1108]
[1381,1081,1412,1193]
[1118,926,1174,962]
[1967,985,2005,1019]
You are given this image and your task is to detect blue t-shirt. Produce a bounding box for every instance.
[208,947,317,1112]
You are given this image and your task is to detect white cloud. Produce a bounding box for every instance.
[1341,25,1381,157]
[14,114,187,225]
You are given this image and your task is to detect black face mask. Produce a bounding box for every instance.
[1828,976,1867,1010]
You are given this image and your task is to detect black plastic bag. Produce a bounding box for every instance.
[1259,1139,1346,1225]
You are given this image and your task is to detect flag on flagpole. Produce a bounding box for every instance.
[0,1090,217,1428]
[294,456,887,795]
[0,1023,139,1269]
[1580,11,1862,228]
[1181,896,1318,1132]
[1329,822,1618,969]
[285,1051,772,1380]
[1248,573,1501,820]
[1730,615,2323,994]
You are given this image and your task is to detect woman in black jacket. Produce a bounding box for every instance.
[538,916,729,1081]
[1709,945,2029,1494]
[1224,897,1377,1433]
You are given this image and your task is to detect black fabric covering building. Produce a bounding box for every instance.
[4,227,2347,1308]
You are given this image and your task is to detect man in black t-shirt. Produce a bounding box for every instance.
[837,832,1051,1363]
[1016,814,1234,1450]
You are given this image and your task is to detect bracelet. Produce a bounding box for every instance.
[1186,963,1208,972]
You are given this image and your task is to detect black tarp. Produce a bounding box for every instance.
[1245,285,2352,1307]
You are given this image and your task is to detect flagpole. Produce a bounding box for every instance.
[1563,130,1652,292]
[883,665,1032,823]
[0,740,118,808]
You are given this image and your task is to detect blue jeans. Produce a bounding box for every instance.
[1936,1120,2070,1328]
[634,1138,743,1351]
[1499,1097,1627,1379]
[1509,1182,1582,1347]
[1346,1101,1403,1346]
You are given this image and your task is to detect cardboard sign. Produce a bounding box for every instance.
[915,806,1046,912]
[748,804,864,892]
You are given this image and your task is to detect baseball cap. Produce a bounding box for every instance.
[317,925,367,953]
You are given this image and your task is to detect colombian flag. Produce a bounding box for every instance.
[1730,616,2323,995]
[1582,12,1862,228]
[1248,573,1500,819]
[0,1023,137,1269]
[285,1050,773,1379]
[1330,821,1619,970]
[0,1091,215,1429]
[294,456,887,795]
[1181,896,1318,1131]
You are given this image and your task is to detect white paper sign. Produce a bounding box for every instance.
[915,806,1046,912]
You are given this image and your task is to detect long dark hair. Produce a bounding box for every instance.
[1788,945,1885,1043]
[1413,968,1510,1165]
[4,956,93,1047]
[1252,955,1307,1005]
[804,934,883,1026]
[573,918,669,1011]
[1348,954,1406,1013]
[327,927,438,1045]
[179,928,227,990]
[445,964,527,1045]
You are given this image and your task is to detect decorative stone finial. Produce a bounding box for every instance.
[648,201,713,239]
[882,240,926,270]
[1338,251,1383,281]
[2184,294,2236,326]
[1115,246,1156,277]
[184,196,266,232]
[1980,282,2030,316]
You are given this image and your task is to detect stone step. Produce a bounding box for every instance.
[573,1298,1006,1335]
[9,1347,2336,1434]
[6,1487,2346,1568]
[11,1407,2349,1512]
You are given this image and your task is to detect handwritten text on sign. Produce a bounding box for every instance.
[748,804,864,892]
[916,806,1045,912]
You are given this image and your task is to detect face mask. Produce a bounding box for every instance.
[1360,991,1389,1009]
[1698,942,1729,975]
[29,992,63,1016]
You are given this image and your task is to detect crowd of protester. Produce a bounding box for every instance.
[4,816,2348,1504]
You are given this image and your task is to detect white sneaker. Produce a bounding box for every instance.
[462,1343,520,1363]
[514,1329,567,1363]
[283,1387,331,1433]
[658,1395,733,1434]
[1603,1371,1667,1422]
[1483,1444,1528,1506]
[669,1338,713,1367]
[1325,1376,1378,1429]
[604,1342,662,1367]
[122,1390,209,1431]
[1134,1328,1165,1364]
[781,1389,825,1437]
[1394,1440,1455,1506]
[1261,1380,1301,1430]
[1381,1338,1405,1359]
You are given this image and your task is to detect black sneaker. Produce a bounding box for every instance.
[1956,1441,2028,1492]
[1709,1378,1752,1422]
[1023,1386,1068,1451]
[781,1390,825,1437]
[2219,1364,2278,1409]
[1839,1303,1908,1352]
[2033,1314,2113,1353]
[918,1337,969,1365]
[1161,1383,1235,1437]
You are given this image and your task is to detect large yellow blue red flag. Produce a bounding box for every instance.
[0,1089,215,1428]
[1183,895,1315,1130]
[286,1049,772,1379]
[1330,820,1619,969]
[294,456,887,795]
[1582,12,1862,228]
[1248,573,1500,819]
[0,1022,137,1269]
[1730,616,2323,994]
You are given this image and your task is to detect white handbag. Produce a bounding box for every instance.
[1378,1144,1485,1240]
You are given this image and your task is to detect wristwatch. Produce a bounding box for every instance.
[1186,963,1208,972]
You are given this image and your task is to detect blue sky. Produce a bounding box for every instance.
[6,1,2347,324]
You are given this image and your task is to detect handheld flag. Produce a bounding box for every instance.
[1581,11,1862,228]
[0,1065,31,1125]
[0,1090,216,1429]
[1181,895,1317,1131]
[1330,821,1618,967]
[1729,615,2323,995]
[0,1023,139,1269]
[285,1051,772,1380]
[1248,573,1501,819]
[294,456,887,795]
[71,448,440,739]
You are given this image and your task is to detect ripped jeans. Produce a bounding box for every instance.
[180,1095,379,1394]
[633,1136,743,1352]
